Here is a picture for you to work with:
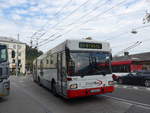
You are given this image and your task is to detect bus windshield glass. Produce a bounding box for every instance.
[67,51,112,76]
[0,45,7,63]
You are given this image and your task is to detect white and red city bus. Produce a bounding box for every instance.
[33,39,114,98]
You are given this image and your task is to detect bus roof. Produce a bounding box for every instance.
[48,39,111,53]
[36,39,111,61]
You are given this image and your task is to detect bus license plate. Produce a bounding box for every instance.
[90,89,100,93]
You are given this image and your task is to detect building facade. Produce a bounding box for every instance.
[0,37,26,74]
[113,52,150,71]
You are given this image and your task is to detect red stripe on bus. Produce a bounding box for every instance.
[67,86,114,98]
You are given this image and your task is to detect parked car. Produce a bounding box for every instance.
[117,71,150,87]
[112,74,119,81]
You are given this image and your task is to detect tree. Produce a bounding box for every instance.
[26,45,43,72]
[143,12,150,24]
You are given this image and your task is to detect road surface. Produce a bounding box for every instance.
[0,75,150,113]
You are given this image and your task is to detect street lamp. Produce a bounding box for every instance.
[131,29,138,34]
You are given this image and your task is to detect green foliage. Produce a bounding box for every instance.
[26,45,43,71]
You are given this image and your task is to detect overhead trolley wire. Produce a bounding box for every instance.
[106,23,150,41]
[61,0,109,27]
[38,0,92,45]
[37,0,92,43]
[39,0,128,47]
[38,0,105,45]
[59,0,128,38]
[28,0,73,41]
[42,4,144,45]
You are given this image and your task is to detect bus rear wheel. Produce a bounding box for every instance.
[51,82,58,96]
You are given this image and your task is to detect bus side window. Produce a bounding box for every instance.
[40,60,43,75]
[50,55,53,64]
[62,52,66,80]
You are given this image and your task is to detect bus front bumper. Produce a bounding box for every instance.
[67,86,114,98]
[0,79,10,97]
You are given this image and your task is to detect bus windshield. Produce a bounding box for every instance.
[67,51,112,76]
[0,45,7,63]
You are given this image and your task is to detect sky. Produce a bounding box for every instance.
[0,0,150,55]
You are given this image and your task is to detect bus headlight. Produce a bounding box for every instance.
[70,84,78,89]
[108,81,114,85]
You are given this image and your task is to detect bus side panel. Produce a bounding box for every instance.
[40,68,57,89]
[56,51,68,97]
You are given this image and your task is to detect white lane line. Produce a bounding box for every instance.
[133,87,138,90]
[146,88,150,91]
[103,95,150,110]
[116,85,150,92]
[115,85,118,87]
[123,86,128,88]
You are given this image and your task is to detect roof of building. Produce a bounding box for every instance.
[113,52,150,61]
[0,36,25,44]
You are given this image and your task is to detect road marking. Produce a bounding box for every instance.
[146,88,150,91]
[133,87,138,90]
[123,86,127,88]
[114,85,118,87]
[115,84,150,92]
[103,95,150,110]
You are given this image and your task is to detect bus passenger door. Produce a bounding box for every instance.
[57,52,67,96]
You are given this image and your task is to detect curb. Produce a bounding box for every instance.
[114,84,150,91]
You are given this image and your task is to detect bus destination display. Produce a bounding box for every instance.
[79,42,102,49]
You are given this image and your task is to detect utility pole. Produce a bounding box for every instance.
[30,38,33,48]
[35,37,39,49]
[143,11,150,24]
[114,41,142,57]
[16,34,19,76]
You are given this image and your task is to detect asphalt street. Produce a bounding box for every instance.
[0,75,150,113]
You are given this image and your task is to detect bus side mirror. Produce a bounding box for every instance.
[106,56,110,61]
[110,55,112,60]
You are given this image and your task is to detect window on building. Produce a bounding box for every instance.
[50,55,53,64]
[13,45,16,49]
[46,59,49,64]
[12,59,15,63]
[18,59,21,64]
[17,45,21,50]
[12,50,15,58]
[18,52,21,56]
